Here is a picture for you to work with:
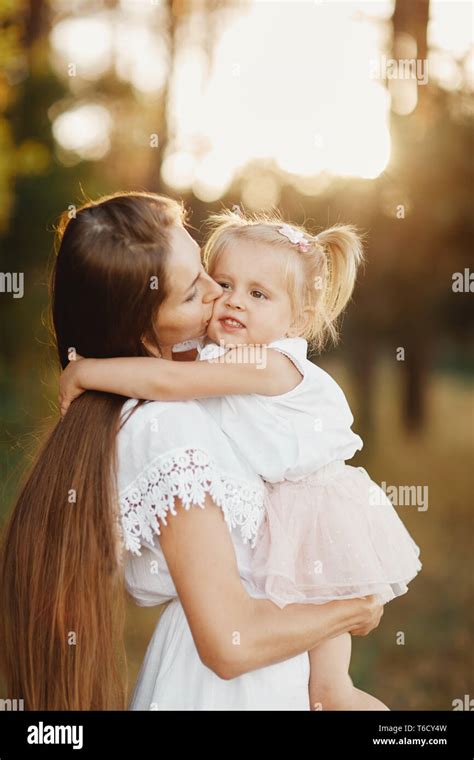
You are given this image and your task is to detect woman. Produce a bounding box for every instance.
[0,191,383,710]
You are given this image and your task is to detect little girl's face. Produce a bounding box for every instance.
[207,240,295,346]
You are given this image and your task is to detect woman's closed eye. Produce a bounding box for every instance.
[185,288,198,302]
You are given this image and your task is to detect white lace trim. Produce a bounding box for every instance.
[117,447,265,557]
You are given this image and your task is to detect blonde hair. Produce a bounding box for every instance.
[203,208,365,351]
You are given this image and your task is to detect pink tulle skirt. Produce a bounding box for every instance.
[249,460,422,609]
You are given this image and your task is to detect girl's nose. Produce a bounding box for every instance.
[225,292,244,310]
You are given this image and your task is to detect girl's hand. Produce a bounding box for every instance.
[59,354,85,417]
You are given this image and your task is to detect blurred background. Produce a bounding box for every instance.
[0,0,472,710]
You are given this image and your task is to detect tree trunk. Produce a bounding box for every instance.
[391,0,430,432]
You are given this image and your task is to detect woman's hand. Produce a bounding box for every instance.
[349,595,384,637]
[59,355,85,417]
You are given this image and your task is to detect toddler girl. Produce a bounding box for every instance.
[59,209,422,710]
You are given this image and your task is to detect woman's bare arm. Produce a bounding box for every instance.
[158,494,383,680]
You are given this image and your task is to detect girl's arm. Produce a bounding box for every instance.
[59,348,302,414]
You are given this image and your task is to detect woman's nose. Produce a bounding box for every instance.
[202,273,223,303]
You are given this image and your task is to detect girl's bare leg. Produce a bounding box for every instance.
[309,632,389,711]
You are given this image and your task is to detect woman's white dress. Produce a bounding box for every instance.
[116,398,311,710]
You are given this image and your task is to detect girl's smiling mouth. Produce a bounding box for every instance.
[219,317,246,332]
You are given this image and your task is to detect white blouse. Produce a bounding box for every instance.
[116,398,311,710]
[197,336,363,482]
[116,398,265,568]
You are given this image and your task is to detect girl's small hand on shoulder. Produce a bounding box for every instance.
[59,354,85,418]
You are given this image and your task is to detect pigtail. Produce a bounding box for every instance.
[313,224,364,349]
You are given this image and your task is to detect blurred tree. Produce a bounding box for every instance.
[0,0,28,233]
[0,0,93,436]
[385,0,473,431]
[145,0,244,192]
[390,0,431,431]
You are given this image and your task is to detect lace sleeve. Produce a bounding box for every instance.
[116,403,266,558]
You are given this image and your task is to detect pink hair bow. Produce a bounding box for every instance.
[277,223,311,252]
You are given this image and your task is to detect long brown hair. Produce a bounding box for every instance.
[0,191,184,709]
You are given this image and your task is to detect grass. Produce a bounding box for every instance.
[327,358,474,710]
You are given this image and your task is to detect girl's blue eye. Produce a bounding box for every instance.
[251,290,266,299]
[218,282,230,289]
